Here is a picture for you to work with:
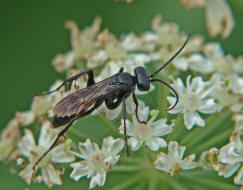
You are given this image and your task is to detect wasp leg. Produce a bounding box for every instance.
[132,92,147,124]
[33,100,103,170]
[105,97,123,109]
[122,97,130,157]
[34,69,95,96]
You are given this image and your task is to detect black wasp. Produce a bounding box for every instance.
[33,36,190,169]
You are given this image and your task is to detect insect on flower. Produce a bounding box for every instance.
[32,35,190,170]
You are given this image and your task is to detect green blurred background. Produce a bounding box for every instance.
[0,0,242,189]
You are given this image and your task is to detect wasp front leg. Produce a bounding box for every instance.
[132,92,147,124]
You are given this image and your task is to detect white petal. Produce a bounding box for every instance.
[128,137,141,151]
[41,164,62,187]
[167,97,183,114]
[15,110,35,126]
[151,119,174,136]
[173,56,189,71]
[184,111,205,130]
[198,99,218,114]
[119,119,134,136]
[19,164,35,184]
[188,76,204,94]
[234,166,243,185]
[38,121,56,147]
[51,144,75,163]
[219,143,243,164]
[78,139,100,159]
[89,172,106,189]
[188,54,214,73]
[70,161,89,181]
[138,106,150,121]
[154,152,169,171]
[18,129,36,157]
[173,78,186,94]
[205,0,235,38]
[146,137,167,151]
[102,136,124,156]
[218,163,241,177]
[193,112,206,127]
[184,111,196,130]
[168,141,185,159]
[181,154,197,170]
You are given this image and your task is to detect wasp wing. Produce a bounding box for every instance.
[54,77,124,117]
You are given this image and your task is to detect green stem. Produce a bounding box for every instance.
[111,165,142,173]
[148,177,159,190]
[190,128,233,154]
[156,79,170,118]
[67,127,89,141]
[166,114,184,141]
[161,175,189,190]
[95,115,119,136]
[111,175,143,190]
[182,174,239,190]
[180,110,231,147]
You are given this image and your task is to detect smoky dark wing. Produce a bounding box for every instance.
[54,77,124,117]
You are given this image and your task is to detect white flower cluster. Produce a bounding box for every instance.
[0,10,242,189]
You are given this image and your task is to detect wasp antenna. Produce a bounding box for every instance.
[150,35,190,78]
[151,78,179,111]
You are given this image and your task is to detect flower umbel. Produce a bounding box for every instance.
[70,137,124,189]
[154,141,197,176]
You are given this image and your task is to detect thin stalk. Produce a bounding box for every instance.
[148,177,159,190]
[95,115,119,136]
[111,165,142,173]
[182,174,239,190]
[67,127,89,141]
[181,110,230,146]
[161,175,189,190]
[190,128,233,154]
[111,175,143,190]
[166,115,184,141]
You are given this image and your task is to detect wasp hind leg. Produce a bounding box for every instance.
[122,97,130,157]
[34,69,95,96]
[33,100,103,170]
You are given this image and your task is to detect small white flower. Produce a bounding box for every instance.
[15,110,35,126]
[119,108,174,151]
[218,132,243,185]
[205,0,235,38]
[199,147,221,171]
[0,119,20,161]
[52,51,76,73]
[207,74,241,112]
[70,137,124,189]
[233,114,243,132]
[154,141,197,176]
[18,121,75,187]
[180,0,235,38]
[167,76,218,129]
